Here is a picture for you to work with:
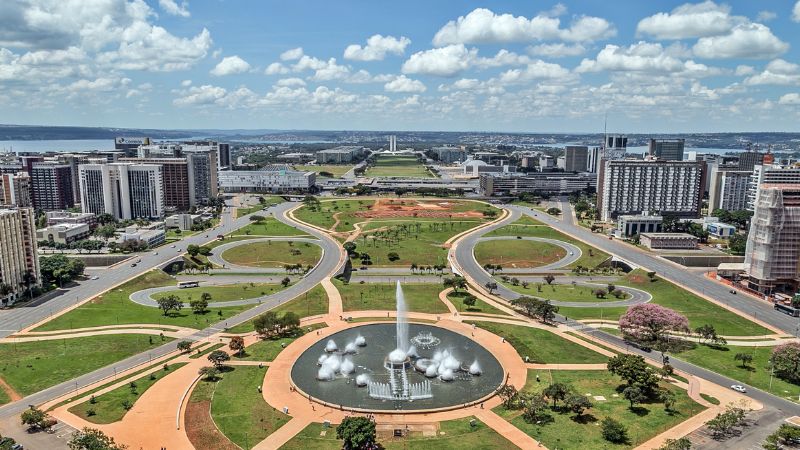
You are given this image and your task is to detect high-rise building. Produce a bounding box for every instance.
[738,150,764,171]
[79,163,164,220]
[389,135,397,152]
[120,157,191,211]
[30,163,74,211]
[218,143,231,169]
[747,164,800,211]
[587,147,601,173]
[114,137,151,157]
[744,185,800,293]
[648,138,685,161]
[708,168,751,212]
[564,146,588,172]
[598,159,705,221]
[0,173,32,207]
[184,149,218,205]
[0,207,39,305]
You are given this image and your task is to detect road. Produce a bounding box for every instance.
[0,200,346,419]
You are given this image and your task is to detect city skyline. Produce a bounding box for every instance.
[3,1,800,133]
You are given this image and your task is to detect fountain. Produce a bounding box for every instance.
[325,339,338,352]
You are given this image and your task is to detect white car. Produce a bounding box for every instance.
[730,384,747,393]
[90,276,99,280]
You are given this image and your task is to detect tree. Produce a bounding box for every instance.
[763,424,800,450]
[607,354,660,395]
[771,342,800,382]
[39,254,85,286]
[510,296,559,324]
[546,207,561,215]
[484,281,497,294]
[734,352,753,368]
[619,303,689,352]
[593,289,607,298]
[647,271,657,281]
[521,393,550,424]
[462,294,477,309]
[336,416,376,450]
[68,427,128,450]
[156,295,182,316]
[343,242,357,255]
[20,407,48,430]
[623,385,646,409]
[207,350,230,367]
[198,366,219,381]
[660,389,677,412]
[496,385,519,409]
[452,276,467,292]
[543,274,555,285]
[281,277,291,287]
[659,437,691,450]
[177,341,192,353]
[565,394,593,418]
[189,298,208,314]
[728,233,747,255]
[387,252,400,261]
[601,417,628,444]
[543,382,571,408]
[229,336,245,356]
[187,244,200,257]
[254,311,279,338]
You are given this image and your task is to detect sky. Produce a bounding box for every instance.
[2,1,800,133]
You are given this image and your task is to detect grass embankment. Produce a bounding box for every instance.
[152,283,285,303]
[34,271,254,331]
[495,370,703,449]
[294,165,354,178]
[337,281,449,314]
[365,155,434,178]
[68,362,188,423]
[502,281,631,303]
[474,239,566,269]
[225,285,330,334]
[231,218,308,237]
[466,321,608,364]
[220,241,321,268]
[282,417,515,450]
[447,291,509,315]
[0,334,170,397]
[234,324,327,361]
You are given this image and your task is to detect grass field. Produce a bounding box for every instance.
[447,291,509,315]
[365,155,434,178]
[211,366,289,449]
[466,321,608,364]
[0,334,170,397]
[234,324,326,361]
[68,362,188,423]
[282,417,516,450]
[486,219,610,269]
[231,218,308,237]
[337,281,449,314]
[34,271,255,331]
[495,370,703,449]
[225,285,330,334]
[475,239,566,268]
[220,241,321,268]
[294,164,354,178]
[293,199,375,232]
[502,281,631,302]
[152,283,285,303]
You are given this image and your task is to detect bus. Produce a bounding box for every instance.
[177,281,200,289]
[774,303,800,317]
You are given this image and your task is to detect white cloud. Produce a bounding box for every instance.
[432,8,614,46]
[159,0,190,18]
[173,84,227,106]
[779,93,800,104]
[636,1,743,40]
[275,77,306,87]
[181,79,192,87]
[692,23,788,59]
[280,47,304,61]
[210,55,251,76]
[402,44,476,77]
[265,62,289,75]
[303,57,350,81]
[734,65,755,76]
[384,75,426,93]
[577,42,688,73]
[497,60,572,84]
[794,1,800,22]
[344,34,410,61]
[744,59,800,85]
[756,11,777,22]
[527,43,586,58]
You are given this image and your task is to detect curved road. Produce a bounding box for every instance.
[207,236,323,272]
[475,235,582,271]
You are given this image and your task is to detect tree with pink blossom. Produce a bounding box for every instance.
[772,342,800,382]
[619,303,689,351]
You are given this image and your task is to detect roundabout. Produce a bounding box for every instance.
[207,237,324,272]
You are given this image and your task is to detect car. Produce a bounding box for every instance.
[90,276,99,280]
[131,263,137,267]
[153,252,158,256]
[11,444,23,450]
[171,244,176,248]
[731,384,747,393]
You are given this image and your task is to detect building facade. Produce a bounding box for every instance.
[640,233,698,250]
[0,207,39,304]
[615,214,663,238]
[648,138,685,161]
[79,163,164,220]
[218,166,315,193]
[35,223,91,244]
[708,169,751,212]
[0,173,32,207]
[747,165,800,211]
[30,163,74,211]
[479,172,596,196]
[564,146,588,172]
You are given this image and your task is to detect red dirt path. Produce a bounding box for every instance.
[355,198,483,219]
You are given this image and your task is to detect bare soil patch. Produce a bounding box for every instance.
[355,198,483,219]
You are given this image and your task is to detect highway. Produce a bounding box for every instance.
[0,200,345,419]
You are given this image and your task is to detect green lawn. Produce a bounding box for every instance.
[466,321,608,364]
[220,241,321,268]
[475,239,566,269]
[225,285,330,334]
[447,291,510,315]
[355,219,484,266]
[337,281,449,314]
[235,196,285,218]
[152,283,284,303]
[34,271,255,331]
[495,370,704,449]
[234,324,327,361]
[365,155,435,178]
[486,219,610,268]
[281,417,516,450]
[677,343,800,402]
[211,366,289,449]
[293,199,374,231]
[502,281,630,302]
[295,164,354,178]
[231,218,308,237]
[0,334,171,397]
[68,363,188,423]
[0,385,10,406]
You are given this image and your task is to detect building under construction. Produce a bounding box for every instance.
[744,184,800,294]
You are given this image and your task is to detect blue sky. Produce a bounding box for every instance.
[2,1,800,133]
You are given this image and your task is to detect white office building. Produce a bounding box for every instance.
[79,163,164,220]
[708,168,751,212]
[219,165,315,193]
[747,164,800,211]
[0,207,39,304]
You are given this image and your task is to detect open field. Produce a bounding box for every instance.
[475,239,566,268]
[231,218,309,237]
[68,362,188,423]
[293,199,374,232]
[466,321,608,364]
[294,164,354,178]
[220,240,321,268]
[495,370,703,449]
[0,334,170,397]
[211,366,289,449]
[225,285,330,334]
[152,283,285,303]
[502,281,631,302]
[365,155,434,178]
[282,416,516,450]
[337,281,449,314]
[34,271,254,331]
[447,291,509,315]
[486,219,610,268]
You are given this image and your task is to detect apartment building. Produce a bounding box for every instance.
[79,163,164,220]
[0,207,39,304]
